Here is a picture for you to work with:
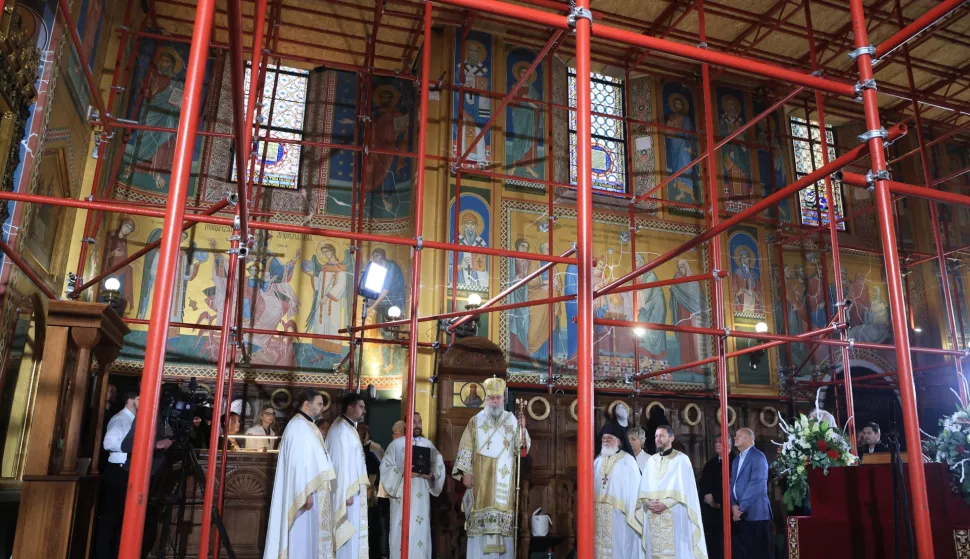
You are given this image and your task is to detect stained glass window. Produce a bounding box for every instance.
[568,70,627,193]
[790,116,845,230]
[231,63,310,189]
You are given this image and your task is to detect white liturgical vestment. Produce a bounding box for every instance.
[452,409,531,559]
[263,413,336,559]
[380,436,446,559]
[638,449,708,559]
[593,450,643,559]
[326,416,370,559]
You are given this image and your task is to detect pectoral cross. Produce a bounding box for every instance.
[602,474,609,489]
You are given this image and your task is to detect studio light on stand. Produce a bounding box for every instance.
[102,277,126,315]
[356,260,389,390]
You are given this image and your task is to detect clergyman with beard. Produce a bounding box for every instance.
[452,377,530,559]
[380,413,445,559]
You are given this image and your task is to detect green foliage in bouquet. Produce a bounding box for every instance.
[922,403,970,503]
[771,414,859,511]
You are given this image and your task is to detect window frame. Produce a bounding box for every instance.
[790,116,847,231]
[567,68,629,195]
[231,62,311,190]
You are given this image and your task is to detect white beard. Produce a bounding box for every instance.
[487,406,504,419]
[600,445,618,457]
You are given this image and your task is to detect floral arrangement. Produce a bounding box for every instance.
[771,413,859,511]
[921,402,970,503]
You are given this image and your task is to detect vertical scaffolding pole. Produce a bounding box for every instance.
[803,0,857,454]
[572,1,595,557]
[696,1,732,556]
[117,0,218,556]
[848,0,934,556]
[399,3,432,558]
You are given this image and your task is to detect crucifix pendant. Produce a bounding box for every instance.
[602,475,609,488]
[486,441,491,449]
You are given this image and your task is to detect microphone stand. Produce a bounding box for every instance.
[887,405,915,559]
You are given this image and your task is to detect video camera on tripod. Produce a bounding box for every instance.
[159,377,214,449]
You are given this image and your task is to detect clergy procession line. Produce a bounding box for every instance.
[266,385,769,559]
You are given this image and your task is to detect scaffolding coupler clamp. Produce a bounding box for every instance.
[858,127,888,144]
[82,237,97,245]
[810,69,824,77]
[847,338,856,349]
[415,236,424,251]
[722,328,731,339]
[963,347,970,358]
[226,192,239,206]
[712,268,723,280]
[854,79,878,98]
[847,45,876,61]
[865,169,890,191]
[697,42,708,49]
[567,5,593,29]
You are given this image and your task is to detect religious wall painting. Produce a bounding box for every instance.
[768,261,790,371]
[503,45,545,194]
[453,381,485,408]
[753,100,792,222]
[838,254,891,346]
[728,226,764,319]
[716,87,754,213]
[22,147,72,278]
[360,76,416,220]
[100,217,137,316]
[111,216,362,374]
[628,75,659,211]
[499,200,710,386]
[299,240,355,361]
[64,0,106,119]
[448,191,491,294]
[659,81,700,209]
[115,39,212,201]
[453,30,492,171]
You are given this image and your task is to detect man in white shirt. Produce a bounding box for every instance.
[94,388,138,559]
[627,426,650,473]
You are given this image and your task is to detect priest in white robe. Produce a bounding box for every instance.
[326,393,370,559]
[594,423,643,559]
[380,412,446,559]
[452,377,531,559]
[264,390,336,559]
[638,424,708,559]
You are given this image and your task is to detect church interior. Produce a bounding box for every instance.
[2,0,970,557]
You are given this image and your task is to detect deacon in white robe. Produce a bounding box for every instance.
[326,393,370,559]
[452,377,531,559]
[638,425,708,559]
[264,390,336,559]
[594,424,644,559]
[380,412,446,559]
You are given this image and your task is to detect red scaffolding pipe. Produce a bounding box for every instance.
[848,0,933,554]
[117,0,218,555]
[0,240,58,300]
[400,5,432,557]
[573,0,596,556]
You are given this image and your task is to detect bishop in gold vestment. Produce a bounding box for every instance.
[452,378,531,559]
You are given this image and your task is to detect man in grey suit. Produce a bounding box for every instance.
[730,428,773,559]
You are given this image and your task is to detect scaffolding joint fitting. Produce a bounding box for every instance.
[854,79,878,97]
[82,237,97,245]
[858,127,888,144]
[865,168,890,191]
[415,236,424,251]
[566,6,593,28]
[226,193,239,206]
[722,328,730,339]
[358,114,372,123]
[697,42,708,49]
[847,338,856,349]
[110,85,126,92]
[847,45,876,61]
[810,69,824,77]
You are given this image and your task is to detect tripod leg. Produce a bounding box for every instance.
[188,450,237,559]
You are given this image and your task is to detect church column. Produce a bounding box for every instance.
[848,0,934,556]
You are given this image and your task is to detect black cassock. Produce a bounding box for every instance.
[699,454,733,559]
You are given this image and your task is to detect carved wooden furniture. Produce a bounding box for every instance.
[12,301,128,558]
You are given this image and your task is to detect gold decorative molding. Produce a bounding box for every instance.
[787,517,799,559]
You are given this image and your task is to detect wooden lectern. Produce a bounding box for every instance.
[12,301,128,558]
